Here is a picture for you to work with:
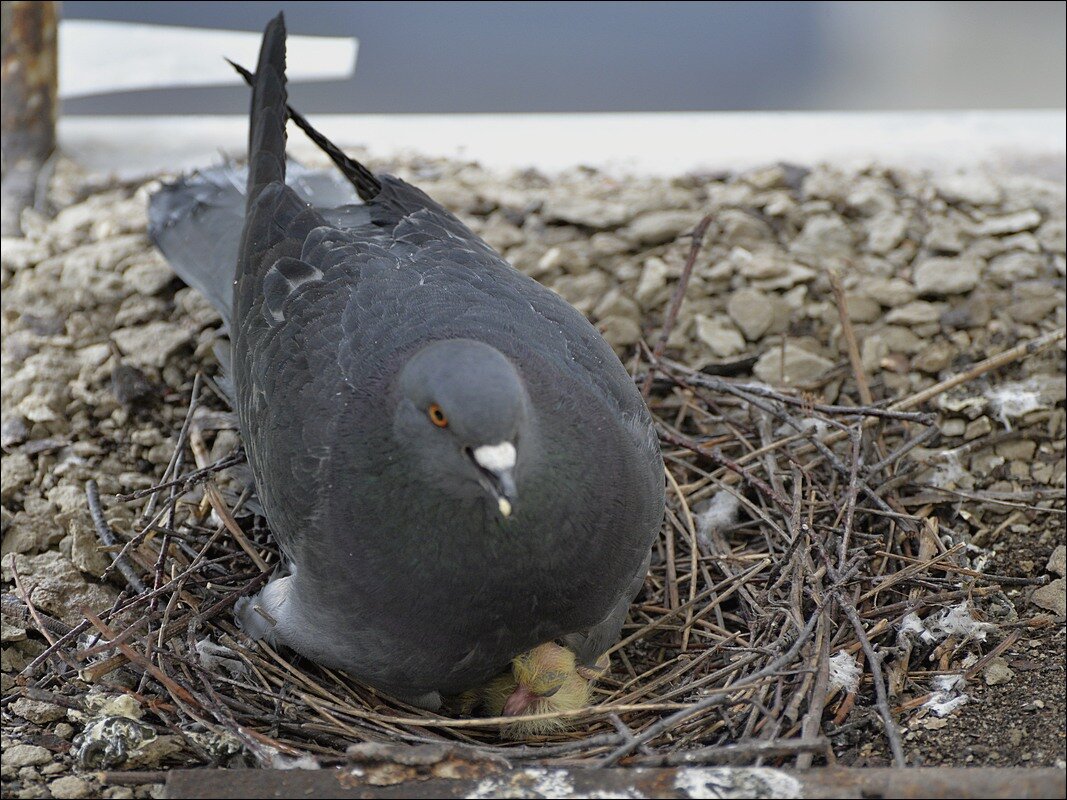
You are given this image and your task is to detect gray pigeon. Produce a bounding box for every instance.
[149,14,664,710]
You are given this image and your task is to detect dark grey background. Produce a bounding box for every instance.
[62,1,1067,115]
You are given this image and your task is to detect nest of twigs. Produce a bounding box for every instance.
[5,223,1064,772]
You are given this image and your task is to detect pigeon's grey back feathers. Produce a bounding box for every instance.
[149,13,664,702]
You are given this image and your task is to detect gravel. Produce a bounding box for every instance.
[1,154,1064,790]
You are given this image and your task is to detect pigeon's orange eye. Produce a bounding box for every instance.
[428,403,449,428]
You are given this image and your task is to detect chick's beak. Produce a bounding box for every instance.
[502,685,535,716]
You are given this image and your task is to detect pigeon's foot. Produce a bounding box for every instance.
[576,651,611,682]
[235,574,295,643]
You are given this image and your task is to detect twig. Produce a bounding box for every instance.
[887,327,1065,413]
[81,607,202,708]
[828,270,874,407]
[635,736,830,766]
[114,451,245,502]
[1,593,73,638]
[597,607,822,766]
[673,367,933,423]
[641,214,714,398]
[87,479,146,593]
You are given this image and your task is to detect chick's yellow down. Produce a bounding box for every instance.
[460,642,592,738]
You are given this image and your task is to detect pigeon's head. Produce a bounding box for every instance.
[396,339,531,517]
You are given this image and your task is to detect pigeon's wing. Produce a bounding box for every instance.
[563,548,651,668]
[148,162,365,328]
[562,409,662,666]
[225,16,436,563]
[148,165,247,323]
[228,14,347,561]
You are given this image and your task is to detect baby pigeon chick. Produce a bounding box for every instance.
[464,642,591,738]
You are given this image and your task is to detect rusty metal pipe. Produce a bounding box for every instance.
[1,0,58,235]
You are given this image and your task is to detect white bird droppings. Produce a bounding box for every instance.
[674,767,802,799]
[696,491,741,549]
[986,380,1043,429]
[827,650,862,694]
[923,691,970,717]
[897,601,997,645]
[466,768,574,798]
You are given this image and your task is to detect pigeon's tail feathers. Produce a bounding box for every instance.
[227,58,381,202]
[148,165,245,328]
[246,12,289,204]
[288,104,382,202]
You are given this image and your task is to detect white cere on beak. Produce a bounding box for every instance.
[498,497,513,517]
[472,441,516,473]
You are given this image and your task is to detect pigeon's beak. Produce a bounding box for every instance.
[470,442,518,517]
[493,469,517,517]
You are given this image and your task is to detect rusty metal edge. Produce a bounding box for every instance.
[159,766,1067,800]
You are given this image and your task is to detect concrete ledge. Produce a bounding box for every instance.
[156,766,1067,799]
[59,110,1066,181]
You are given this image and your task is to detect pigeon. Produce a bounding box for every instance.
[149,13,664,712]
